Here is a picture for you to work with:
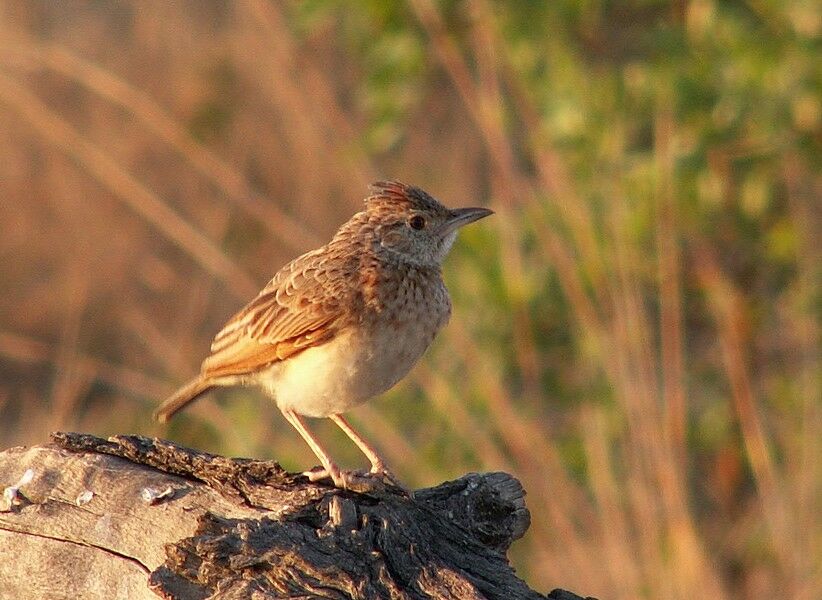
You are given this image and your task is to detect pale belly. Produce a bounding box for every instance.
[259,325,437,417]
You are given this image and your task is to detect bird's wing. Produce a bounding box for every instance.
[201,248,352,379]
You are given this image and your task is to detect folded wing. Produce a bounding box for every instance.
[202,248,350,379]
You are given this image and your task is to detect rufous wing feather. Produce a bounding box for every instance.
[200,248,352,380]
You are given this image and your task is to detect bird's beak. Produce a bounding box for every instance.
[440,206,494,237]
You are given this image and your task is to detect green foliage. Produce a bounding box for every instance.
[0,1,818,598]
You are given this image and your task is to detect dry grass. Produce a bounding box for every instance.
[0,2,818,599]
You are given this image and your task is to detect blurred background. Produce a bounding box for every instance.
[0,1,819,599]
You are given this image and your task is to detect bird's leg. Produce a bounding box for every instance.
[329,414,406,490]
[328,414,386,472]
[281,409,348,489]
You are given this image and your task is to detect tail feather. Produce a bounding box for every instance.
[153,377,215,423]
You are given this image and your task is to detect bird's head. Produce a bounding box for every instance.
[364,181,493,267]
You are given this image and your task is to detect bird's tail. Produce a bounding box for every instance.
[153,376,215,423]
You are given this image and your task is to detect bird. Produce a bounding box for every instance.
[153,180,493,489]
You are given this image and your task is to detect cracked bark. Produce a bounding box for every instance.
[0,433,594,600]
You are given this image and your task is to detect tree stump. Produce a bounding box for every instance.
[0,433,592,599]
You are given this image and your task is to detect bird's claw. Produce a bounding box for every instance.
[303,466,373,491]
[303,465,411,496]
[369,463,413,497]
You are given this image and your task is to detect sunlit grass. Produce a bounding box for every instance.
[0,2,818,599]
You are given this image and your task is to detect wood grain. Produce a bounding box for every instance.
[0,433,592,600]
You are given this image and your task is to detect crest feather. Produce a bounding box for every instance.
[366,180,446,213]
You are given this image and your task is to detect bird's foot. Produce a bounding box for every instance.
[302,464,411,496]
[303,464,345,486]
[303,466,376,492]
[369,462,413,497]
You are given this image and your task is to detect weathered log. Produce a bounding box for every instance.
[0,432,593,599]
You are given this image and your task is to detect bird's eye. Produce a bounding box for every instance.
[409,215,426,230]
